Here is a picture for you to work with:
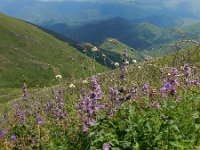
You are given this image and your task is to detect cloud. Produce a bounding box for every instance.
[37,0,134,2]
[37,0,199,5]
[38,0,105,2]
[34,0,200,12]
[164,0,199,7]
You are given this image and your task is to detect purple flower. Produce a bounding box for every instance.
[0,130,6,139]
[13,104,25,125]
[86,118,96,126]
[77,76,102,132]
[10,135,17,141]
[118,96,126,101]
[89,92,96,99]
[82,125,88,132]
[90,76,102,100]
[163,82,170,89]
[120,74,125,80]
[122,49,128,62]
[120,49,129,80]
[81,88,87,98]
[130,87,135,93]
[142,92,146,96]
[31,137,37,143]
[183,64,191,78]
[170,88,177,95]
[143,83,147,89]
[109,87,119,100]
[125,94,132,100]
[103,143,110,150]
[22,83,28,98]
[36,115,42,126]
[192,79,200,86]
[119,86,126,93]
[152,90,156,96]
[86,108,93,116]
[161,82,171,93]
[51,88,67,120]
[170,68,178,76]
[153,103,160,109]
[176,96,182,102]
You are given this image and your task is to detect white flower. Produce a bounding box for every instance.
[114,62,119,66]
[69,84,76,88]
[138,66,142,69]
[82,80,88,84]
[124,60,129,65]
[55,75,62,79]
[132,60,137,63]
[91,46,98,52]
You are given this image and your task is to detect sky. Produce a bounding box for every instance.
[37,0,200,8]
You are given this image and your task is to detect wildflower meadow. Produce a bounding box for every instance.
[0,49,199,150]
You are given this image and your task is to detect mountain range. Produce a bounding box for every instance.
[43,16,200,51]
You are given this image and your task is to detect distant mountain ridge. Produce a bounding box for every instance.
[133,15,198,28]
[44,16,200,51]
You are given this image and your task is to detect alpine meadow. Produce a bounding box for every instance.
[0,0,199,150]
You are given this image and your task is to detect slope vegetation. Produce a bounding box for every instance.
[0,13,106,88]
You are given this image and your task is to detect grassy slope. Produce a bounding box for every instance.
[0,13,106,102]
[99,45,200,90]
[182,22,200,33]
[181,22,200,42]
[99,38,144,63]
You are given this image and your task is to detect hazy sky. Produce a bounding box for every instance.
[37,0,200,7]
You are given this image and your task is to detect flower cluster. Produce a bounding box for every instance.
[77,76,103,132]
[44,89,67,120]
[120,49,129,80]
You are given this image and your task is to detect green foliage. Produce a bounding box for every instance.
[87,93,199,149]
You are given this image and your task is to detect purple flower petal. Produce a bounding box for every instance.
[103,143,110,150]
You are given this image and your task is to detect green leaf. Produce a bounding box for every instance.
[155,134,162,141]
[192,112,199,119]
[133,142,140,150]
[170,125,180,132]
[169,141,184,149]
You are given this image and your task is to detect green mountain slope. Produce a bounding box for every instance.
[99,38,144,63]
[78,38,144,69]
[0,13,106,88]
[181,22,200,40]
[92,44,200,100]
